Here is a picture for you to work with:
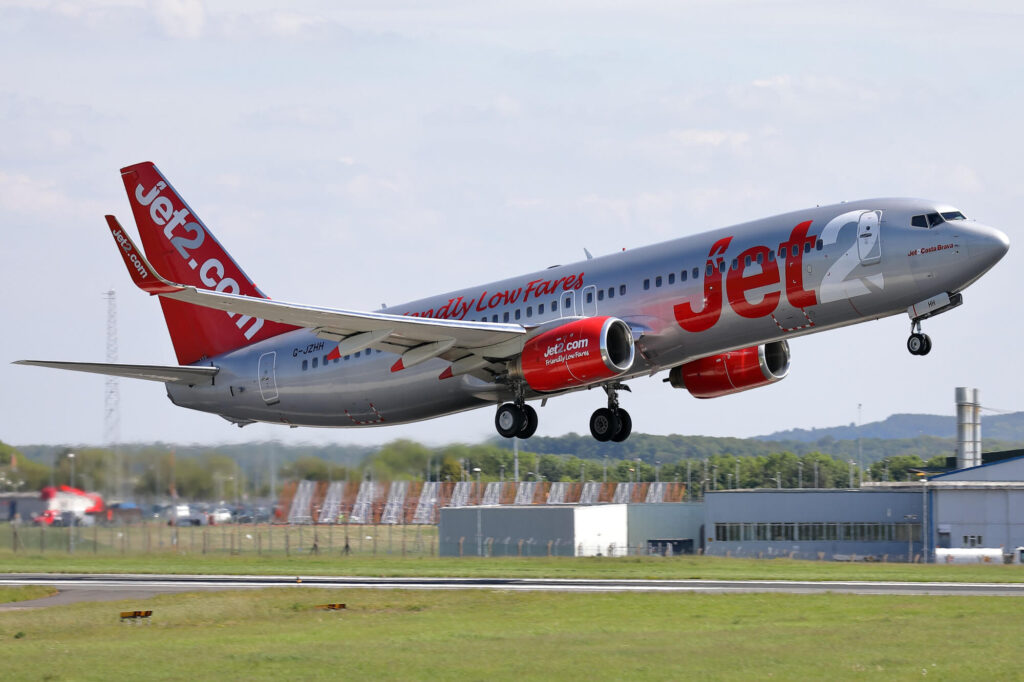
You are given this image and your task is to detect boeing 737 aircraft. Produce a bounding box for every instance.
[16,162,1009,442]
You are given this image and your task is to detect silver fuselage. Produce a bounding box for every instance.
[167,198,1008,428]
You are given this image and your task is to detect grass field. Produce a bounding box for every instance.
[5,521,1024,583]
[1,587,1022,680]
[5,549,1024,584]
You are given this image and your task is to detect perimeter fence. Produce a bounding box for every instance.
[0,522,438,559]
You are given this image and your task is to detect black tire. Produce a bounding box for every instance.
[590,407,619,442]
[495,403,525,438]
[610,409,632,442]
[518,404,539,439]
[920,334,933,356]
[907,333,924,355]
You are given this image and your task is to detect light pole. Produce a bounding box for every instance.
[735,458,741,490]
[473,467,482,556]
[776,471,781,489]
[848,460,855,488]
[814,461,819,488]
[798,461,803,489]
[68,452,76,489]
[904,514,918,563]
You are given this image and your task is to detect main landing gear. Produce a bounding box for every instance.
[589,383,632,443]
[495,401,539,439]
[493,382,634,442]
[907,320,932,356]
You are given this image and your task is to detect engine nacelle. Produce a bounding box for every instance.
[669,340,790,399]
[511,316,635,392]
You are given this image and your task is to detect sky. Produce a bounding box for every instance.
[1,0,1023,448]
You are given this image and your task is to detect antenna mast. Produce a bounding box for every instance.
[103,290,122,500]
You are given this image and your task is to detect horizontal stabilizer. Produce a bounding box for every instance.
[13,360,217,385]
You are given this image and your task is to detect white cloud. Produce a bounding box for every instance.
[153,0,205,39]
[670,128,751,149]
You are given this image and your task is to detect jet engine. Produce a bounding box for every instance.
[668,340,790,399]
[510,316,635,392]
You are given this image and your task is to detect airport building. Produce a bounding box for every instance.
[702,488,924,561]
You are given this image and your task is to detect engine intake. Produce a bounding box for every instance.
[669,340,790,399]
[511,316,635,392]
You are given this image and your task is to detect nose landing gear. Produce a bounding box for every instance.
[589,383,632,443]
[907,320,932,356]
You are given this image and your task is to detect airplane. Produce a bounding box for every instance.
[16,162,1009,442]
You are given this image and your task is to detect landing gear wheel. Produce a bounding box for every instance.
[920,334,932,356]
[518,404,539,439]
[610,409,632,442]
[590,407,620,442]
[907,333,926,356]
[495,403,525,438]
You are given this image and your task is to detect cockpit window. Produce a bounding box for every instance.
[912,210,966,228]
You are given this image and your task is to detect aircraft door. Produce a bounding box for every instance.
[857,210,882,265]
[560,290,577,318]
[258,351,280,405]
[581,285,598,317]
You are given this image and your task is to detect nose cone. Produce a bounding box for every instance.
[968,222,1010,271]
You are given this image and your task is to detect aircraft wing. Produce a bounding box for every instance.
[13,360,217,385]
[106,216,527,377]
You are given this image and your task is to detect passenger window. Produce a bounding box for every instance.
[778,246,785,258]
[791,245,798,257]
[619,284,626,296]
[756,253,763,265]
[730,259,738,271]
[816,239,823,250]
[911,215,927,228]
[718,261,725,273]
[514,309,521,320]
[768,251,775,262]
[668,273,675,284]
[552,300,558,311]
[655,276,662,287]
[585,291,593,303]
[692,267,699,279]
[643,279,650,290]
[302,360,308,371]
[355,352,360,358]
[607,287,614,299]
[706,264,714,276]
[597,290,604,301]
[744,256,751,267]
[526,306,533,317]
[323,355,329,365]
[680,269,687,281]
[312,358,319,368]
[344,355,350,361]
[492,314,498,322]
[333,357,339,364]
[804,242,811,254]
[538,303,545,314]
[503,311,510,322]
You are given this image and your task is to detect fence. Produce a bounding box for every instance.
[0,522,438,559]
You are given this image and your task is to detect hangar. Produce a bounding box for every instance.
[439,503,704,557]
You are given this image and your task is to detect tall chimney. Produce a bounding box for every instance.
[955,387,982,469]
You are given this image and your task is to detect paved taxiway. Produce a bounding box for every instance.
[2,573,1023,608]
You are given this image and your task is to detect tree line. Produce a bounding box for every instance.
[1,437,955,502]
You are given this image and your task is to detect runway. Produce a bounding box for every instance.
[2,573,1024,608]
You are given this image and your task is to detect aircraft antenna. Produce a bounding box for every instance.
[103,289,123,500]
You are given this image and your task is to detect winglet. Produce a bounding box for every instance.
[106,215,184,294]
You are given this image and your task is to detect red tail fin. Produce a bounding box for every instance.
[120,162,296,364]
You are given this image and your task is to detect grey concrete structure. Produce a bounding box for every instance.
[627,503,704,555]
[704,489,924,561]
[929,454,1024,553]
[440,505,628,557]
